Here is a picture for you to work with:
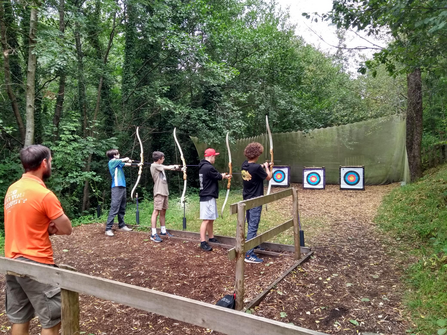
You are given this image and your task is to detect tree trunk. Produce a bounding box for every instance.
[82,155,92,212]
[0,0,25,143]
[406,68,423,182]
[53,0,66,139]
[74,17,88,137]
[24,4,39,146]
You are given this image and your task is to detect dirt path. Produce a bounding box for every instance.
[0,184,411,334]
[259,184,410,334]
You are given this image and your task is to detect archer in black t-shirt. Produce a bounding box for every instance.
[241,142,272,263]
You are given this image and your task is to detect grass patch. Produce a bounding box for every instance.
[375,164,447,335]
[78,188,316,246]
[125,189,301,244]
[1,188,315,252]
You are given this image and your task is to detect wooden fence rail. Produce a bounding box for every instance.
[227,219,294,260]
[230,187,304,310]
[0,258,326,335]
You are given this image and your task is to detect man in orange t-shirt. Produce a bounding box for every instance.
[4,145,72,335]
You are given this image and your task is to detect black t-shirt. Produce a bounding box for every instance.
[241,160,268,200]
[199,159,222,201]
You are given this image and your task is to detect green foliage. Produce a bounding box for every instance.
[0,229,4,256]
[44,116,117,218]
[375,163,447,333]
[0,151,23,223]
[0,0,428,225]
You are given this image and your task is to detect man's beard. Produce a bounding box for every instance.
[42,165,52,181]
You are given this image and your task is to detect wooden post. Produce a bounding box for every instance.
[234,202,246,311]
[59,264,80,335]
[292,188,301,260]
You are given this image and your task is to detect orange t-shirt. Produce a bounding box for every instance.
[4,174,64,264]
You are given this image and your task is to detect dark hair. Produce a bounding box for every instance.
[20,145,51,172]
[152,151,164,162]
[244,142,264,160]
[106,149,119,159]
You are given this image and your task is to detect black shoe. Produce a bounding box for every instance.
[254,245,265,251]
[200,241,213,252]
[208,237,218,243]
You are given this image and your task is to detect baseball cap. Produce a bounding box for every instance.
[204,148,220,157]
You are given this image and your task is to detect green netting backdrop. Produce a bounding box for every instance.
[191,115,410,186]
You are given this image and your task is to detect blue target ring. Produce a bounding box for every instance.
[344,171,360,185]
[273,170,286,183]
[306,172,321,186]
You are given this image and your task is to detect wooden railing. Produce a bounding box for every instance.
[0,258,326,335]
[228,187,304,310]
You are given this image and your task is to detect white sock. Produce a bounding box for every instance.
[161,226,167,234]
[152,228,157,235]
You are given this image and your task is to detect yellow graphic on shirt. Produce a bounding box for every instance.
[241,170,252,181]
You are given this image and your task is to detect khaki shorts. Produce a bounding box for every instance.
[5,257,61,328]
[154,194,169,211]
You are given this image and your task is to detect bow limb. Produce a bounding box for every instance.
[173,128,187,204]
[266,116,274,209]
[220,132,232,218]
[131,126,144,199]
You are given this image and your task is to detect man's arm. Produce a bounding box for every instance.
[49,214,72,235]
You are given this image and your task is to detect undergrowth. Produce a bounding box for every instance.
[375,163,447,335]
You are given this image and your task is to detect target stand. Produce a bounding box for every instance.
[270,166,290,187]
[340,166,365,190]
[303,167,326,189]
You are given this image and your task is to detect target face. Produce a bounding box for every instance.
[270,166,290,187]
[344,171,360,185]
[340,166,365,190]
[273,170,286,183]
[303,168,325,189]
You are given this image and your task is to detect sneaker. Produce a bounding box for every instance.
[105,230,114,237]
[150,233,163,243]
[118,226,133,232]
[244,253,263,263]
[200,241,213,252]
[254,245,265,251]
[208,237,219,243]
[160,231,174,237]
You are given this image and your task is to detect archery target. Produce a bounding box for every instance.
[303,167,325,189]
[340,166,365,190]
[270,166,290,187]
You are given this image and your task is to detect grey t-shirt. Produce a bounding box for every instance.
[150,163,169,196]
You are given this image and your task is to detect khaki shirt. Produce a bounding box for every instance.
[150,163,169,196]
